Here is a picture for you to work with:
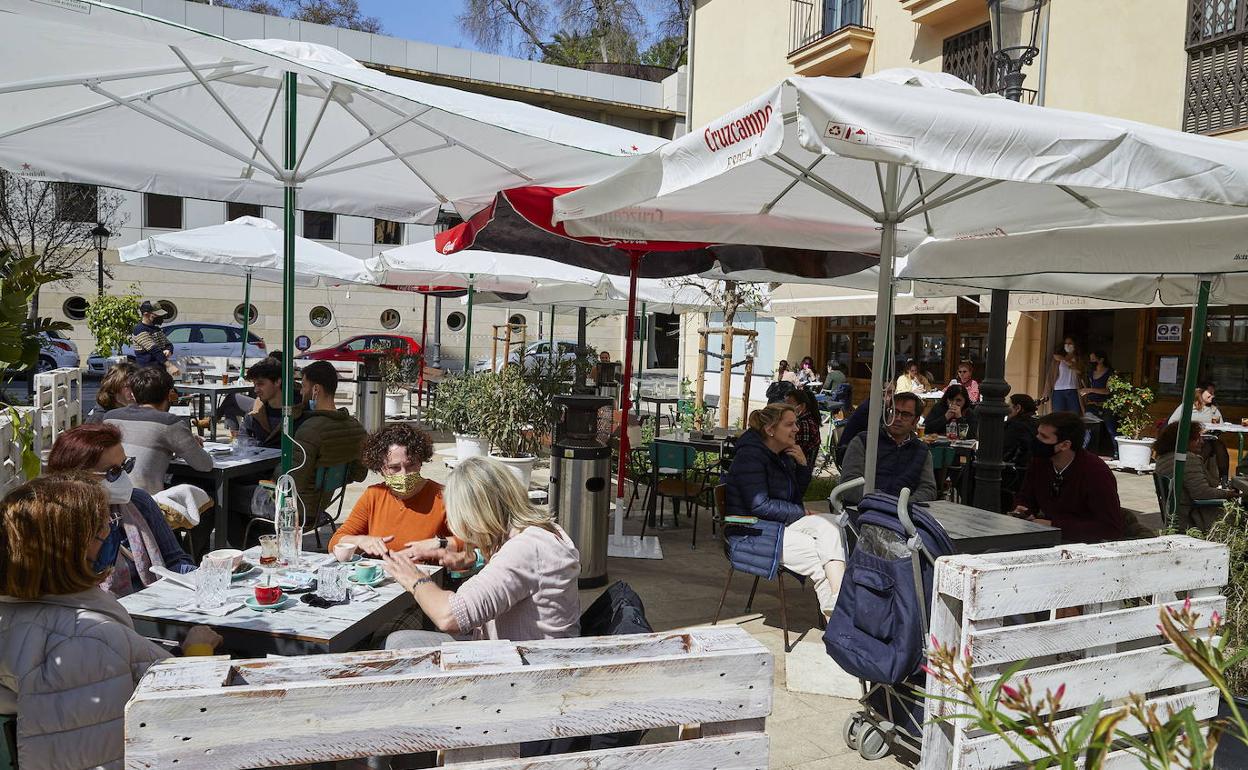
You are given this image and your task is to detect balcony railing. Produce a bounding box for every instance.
[790,0,872,56]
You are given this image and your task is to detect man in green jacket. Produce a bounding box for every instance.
[292,361,368,519]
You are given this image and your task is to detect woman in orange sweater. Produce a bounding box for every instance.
[328,423,459,557]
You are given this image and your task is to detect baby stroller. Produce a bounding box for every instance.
[822,479,954,761]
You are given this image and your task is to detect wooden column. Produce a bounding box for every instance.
[695,328,708,427]
[719,328,734,429]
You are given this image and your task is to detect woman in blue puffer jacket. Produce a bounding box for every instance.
[724,403,846,617]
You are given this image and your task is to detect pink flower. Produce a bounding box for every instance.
[1001,685,1020,701]
[1055,684,1066,702]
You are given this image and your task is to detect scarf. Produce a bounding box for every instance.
[98,500,164,598]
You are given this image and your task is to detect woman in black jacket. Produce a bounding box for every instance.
[723,403,845,618]
[924,383,978,439]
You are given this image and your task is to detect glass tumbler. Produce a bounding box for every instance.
[195,554,233,609]
[278,526,301,567]
[317,565,348,602]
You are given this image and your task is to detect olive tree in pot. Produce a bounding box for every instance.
[480,366,545,490]
[1105,374,1156,470]
[429,372,490,459]
[84,291,140,364]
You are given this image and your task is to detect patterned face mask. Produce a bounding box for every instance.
[382,470,423,497]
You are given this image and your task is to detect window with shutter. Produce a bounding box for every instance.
[1185,0,1248,133]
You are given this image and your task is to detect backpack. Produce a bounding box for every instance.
[823,492,955,685]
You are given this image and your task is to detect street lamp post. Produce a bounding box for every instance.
[973,0,1045,512]
[90,222,111,297]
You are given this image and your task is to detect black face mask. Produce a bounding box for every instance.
[1030,436,1060,459]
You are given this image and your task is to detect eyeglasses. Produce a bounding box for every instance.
[94,456,135,483]
[895,410,917,419]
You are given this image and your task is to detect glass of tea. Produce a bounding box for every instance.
[258,534,280,580]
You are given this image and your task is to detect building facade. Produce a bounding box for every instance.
[40,0,687,372]
[683,0,1248,424]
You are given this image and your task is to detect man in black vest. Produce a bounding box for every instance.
[839,391,937,504]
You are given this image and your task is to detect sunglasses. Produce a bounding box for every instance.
[95,456,135,483]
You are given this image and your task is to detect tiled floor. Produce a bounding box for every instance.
[332,436,1162,770]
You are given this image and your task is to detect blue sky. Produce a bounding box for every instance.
[359,1,478,50]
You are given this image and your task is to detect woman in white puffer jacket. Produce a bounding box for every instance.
[0,474,220,770]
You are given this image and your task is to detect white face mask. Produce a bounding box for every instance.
[1064,344,1075,353]
[103,471,134,505]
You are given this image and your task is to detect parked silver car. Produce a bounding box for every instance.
[86,322,267,374]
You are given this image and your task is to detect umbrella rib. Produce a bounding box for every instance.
[915,171,935,235]
[347,87,534,183]
[306,142,453,180]
[241,81,287,182]
[768,154,878,220]
[169,47,285,176]
[759,155,825,215]
[905,178,1004,219]
[85,82,280,179]
[0,59,251,95]
[330,96,449,204]
[897,172,955,218]
[897,167,918,205]
[294,79,339,173]
[0,64,267,143]
[298,103,438,180]
[1056,185,1102,210]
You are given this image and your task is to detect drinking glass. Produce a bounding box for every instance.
[317,565,348,602]
[958,423,970,440]
[258,534,280,577]
[278,526,301,567]
[195,554,233,609]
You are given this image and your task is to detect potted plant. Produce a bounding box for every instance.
[429,372,490,459]
[380,352,419,418]
[84,291,140,364]
[480,366,545,489]
[1104,374,1156,470]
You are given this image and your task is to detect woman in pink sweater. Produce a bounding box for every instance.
[382,456,581,645]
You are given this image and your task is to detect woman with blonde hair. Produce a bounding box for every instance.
[382,456,581,646]
[85,361,137,423]
[0,474,220,769]
[722,403,847,618]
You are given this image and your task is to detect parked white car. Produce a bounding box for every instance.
[473,340,587,373]
[86,322,267,375]
[37,330,80,372]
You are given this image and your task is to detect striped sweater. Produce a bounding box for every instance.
[104,405,213,493]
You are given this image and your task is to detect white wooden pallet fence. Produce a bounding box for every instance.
[125,626,772,769]
[920,536,1230,770]
[0,413,22,497]
[31,367,81,456]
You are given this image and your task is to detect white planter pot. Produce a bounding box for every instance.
[1116,437,1156,470]
[384,392,406,417]
[454,433,490,460]
[491,452,537,490]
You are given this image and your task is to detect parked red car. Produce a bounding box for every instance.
[298,334,422,363]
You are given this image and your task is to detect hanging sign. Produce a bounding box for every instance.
[1155,318,1183,343]
[295,335,311,351]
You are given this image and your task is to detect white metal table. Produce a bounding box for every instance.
[171,447,281,549]
[176,381,255,441]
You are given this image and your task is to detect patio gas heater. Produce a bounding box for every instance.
[548,394,614,588]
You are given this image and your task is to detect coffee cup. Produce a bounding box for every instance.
[332,543,358,563]
[254,584,283,606]
[354,563,381,583]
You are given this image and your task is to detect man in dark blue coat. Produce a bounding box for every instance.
[840,392,937,504]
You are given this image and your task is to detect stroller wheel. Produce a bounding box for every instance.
[857,724,889,761]
[842,716,864,750]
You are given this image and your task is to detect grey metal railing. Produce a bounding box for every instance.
[789,0,871,55]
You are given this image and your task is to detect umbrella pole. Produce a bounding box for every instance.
[635,302,647,420]
[240,270,252,374]
[419,294,428,407]
[973,289,1011,511]
[864,165,901,494]
[577,306,588,384]
[1169,277,1212,530]
[608,253,659,559]
[280,71,297,476]
[549,304,555,365]
[464,277,475,371]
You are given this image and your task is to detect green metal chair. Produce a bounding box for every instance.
[242,462,352,549]
[643,442,715,548]
[1154,472,1224,528]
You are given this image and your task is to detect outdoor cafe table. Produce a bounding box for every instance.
[646,428,743,528]
[172,446,281,549]
[924,500,1062,554]
[120,549,443,657]
[638,393,681,428]
[177,380,255,441]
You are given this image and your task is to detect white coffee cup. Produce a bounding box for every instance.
[332,543,358,563]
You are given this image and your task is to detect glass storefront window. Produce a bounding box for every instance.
[854,332,874,379]
[825,333,850,372]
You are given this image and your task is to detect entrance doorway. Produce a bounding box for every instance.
[651,313,680,368]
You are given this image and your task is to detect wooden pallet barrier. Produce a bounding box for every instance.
[125,627,772,769]
[920,535,1229,770]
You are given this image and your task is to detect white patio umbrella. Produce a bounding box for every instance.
[549,69,1248,508]
[0,0,666,472]
[119,216,380,369]
[369,241,613,367]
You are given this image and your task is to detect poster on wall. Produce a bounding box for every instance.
[1159,356,1179,384]
[1155,318,1183,343]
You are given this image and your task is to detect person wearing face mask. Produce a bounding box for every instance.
[1043,337,1084,415]
[0,474,221,770]
[328,423,457,558]
[1013,411,1124,543]
[130,300,174,370]
[289,361,368,522]
[46,425,196,597]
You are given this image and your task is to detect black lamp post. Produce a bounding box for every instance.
[973,0,1045,512]
[90,222,111,297]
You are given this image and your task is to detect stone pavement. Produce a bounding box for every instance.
[331,436,1162,770]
